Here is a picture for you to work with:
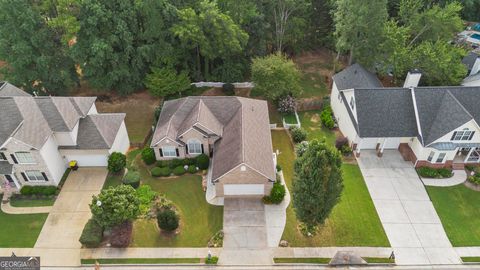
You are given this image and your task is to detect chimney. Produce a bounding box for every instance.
[403,69,422,88]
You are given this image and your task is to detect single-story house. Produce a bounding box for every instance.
[150,96,276,199]
[0,82,130,188]
[331,64,480,169]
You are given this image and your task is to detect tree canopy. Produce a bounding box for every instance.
[145,67,191,97]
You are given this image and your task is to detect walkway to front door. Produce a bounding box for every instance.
[357,150,461,265]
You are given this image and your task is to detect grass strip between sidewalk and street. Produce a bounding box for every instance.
[274,257,331,264]
[81,258,201,264]
[363,257,395,263]
[461,257,480,263]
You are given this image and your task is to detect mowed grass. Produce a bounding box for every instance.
[9,197,55,207]
[82,258,200,264]
[0,210,47,247]
[271,130,389,246]
[274,257,331,264]
[298,110,336,145]
[427,185,480,246]
[130,157,223,247]
[299,71,329,98]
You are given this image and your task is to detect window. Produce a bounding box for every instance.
[15,152,35,164]
[427,151,435,162]
[436,152,446,163]
[0,152,6,161]
[350,97,355,109]
[451,129,475,141]
[187,139,202,155]
[162,146,177,157]
[25,171,46,181]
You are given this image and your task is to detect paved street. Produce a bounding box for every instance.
[357,150,461,265]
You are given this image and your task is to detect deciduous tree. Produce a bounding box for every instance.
[144,67,191,97]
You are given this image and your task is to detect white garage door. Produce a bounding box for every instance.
[65,155,108,167]
[224,184,264,196]
[359,138,378,150]
[383,138,401,149]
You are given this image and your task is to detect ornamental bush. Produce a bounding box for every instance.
[468,175,480,185]
[173,166,186,176]
[335,136,349,150]
[141,148,156,165]
[20,186,57,196]
[320,106,335,129]
[169,159,184,169]
[416,167,453,178]
[108,152,126,173]
[222,83,235,96]
[110,221,133,248]
[277,95,296,114]
[196,154,210,170]
[151,167,171,177]
[123,171,140,189]
[157,209,179,231]
[289,127,307,143]
[79,219,103,248]
[187,165,197,174]
[183,158,196,166]
[263,181,286,204]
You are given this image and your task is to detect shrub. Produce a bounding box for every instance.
[468,175,480,185]
[335,137,349,150]
[123,171,140,188]
[465,165,476,172]
[79,219,103,248]
[151,167,171,177]
[156,160,170,168]
[187,165,197,174]
[20,186,57,196]
[205,256,219,264]
[173,166,186,176]
[157,209,179,231]
[136,185,157,215]
[276,164,282,172]
[169,159,184,169]
[295,141,309,157]
[222,83,235,96]
[263,181,286,204]
[183,158,196,166]
[141,148,156,165]
[437,168,453,178]
[320,106,335,129]
[417,167,453,178]
[110,221,133,248]
[108,152,126,173]
[340,145,352,155]
[196,154,210,170]
[277,95,296,114]
[289,127,307,143]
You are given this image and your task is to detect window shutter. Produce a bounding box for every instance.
[176,148,179,157]
[451,132,457,140]
[0,152,6,160]
[159,149,163,157]
[469,131,475,140]
[21,172,28,182]
[201,144,204,154]
[41,172,49,181]
[185,145,189,154]
[10,154,18,164]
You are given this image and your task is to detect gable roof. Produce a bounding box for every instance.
[332,63,383,90]
[462,52,479,73]
[0,98,23,147]
[0,82,31,97]
[152,96,275,181]
[463,72,480,85]
[72,114,126,149]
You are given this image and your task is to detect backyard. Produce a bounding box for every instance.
[427,184,480,246]
[297,110,337,145]
[0,210,47,247]
[271,129,389,246]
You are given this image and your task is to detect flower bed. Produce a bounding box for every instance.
[416,167,453,178]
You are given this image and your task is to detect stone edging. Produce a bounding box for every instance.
[464,180,480,191]
[421,170,466,187]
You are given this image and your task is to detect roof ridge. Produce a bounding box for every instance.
[50,97,75,131]
[240,101,245,163]
[445,90,474,119]
[89,115,109,147]
[163,97,189,142]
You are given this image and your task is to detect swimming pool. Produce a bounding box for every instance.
[471,33,480,41]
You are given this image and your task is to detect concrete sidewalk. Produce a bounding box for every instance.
[1,202,52,214]
[422,170,466,187]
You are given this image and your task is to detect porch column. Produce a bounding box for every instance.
[378,138,387,157]
[465,148,475,163]
[355,140,361,157]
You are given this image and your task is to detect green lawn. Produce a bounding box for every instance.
[9,197,55,207]
[274,257,331,264]
[427,185,480,246]
[130,156,223,247]
[299,71,329,98]
[103,149,142,189]
[0,210,48,247]
[272,130,389,247]
[82,258,201,264]
[298,110,336,145]
[283,113,298,124]
[462,257,480,263]
[363,257,395,264]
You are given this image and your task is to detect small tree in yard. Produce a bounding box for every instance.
[145,67,191,98]
[90,185,140,229]
[292,140,343,234]
[108,152,126,173]
[157,209,179,231]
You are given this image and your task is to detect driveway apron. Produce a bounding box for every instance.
[357,150,461,265]
[33,168,107,266]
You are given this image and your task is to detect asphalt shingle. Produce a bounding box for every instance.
[332,63,383,90]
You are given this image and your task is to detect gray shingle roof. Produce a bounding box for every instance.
[332,63,383,90]
[12,97,52,148]
[73,114,126,149]
[463,72,480,85]
[0,98,23,147]
[462,52,479,73]
[0,82,31,97]
[353,88,418,138]
[0,161,13,174]
[152,96,275,182]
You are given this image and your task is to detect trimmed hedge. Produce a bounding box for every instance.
[151,167,172,177]
[110,221,133,248]
[20,185,57,196]
[183,158,196,166]
[417,167,453,178]
[187,165,197,174]
[263,181,286,204]
[196,154,210,170]
[141,148,156,165]
[173,166,186,176]
[108,152,126,173]
[157,209,179,231]
[79,219,103,248]
[123,171,140,188]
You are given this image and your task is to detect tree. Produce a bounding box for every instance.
[334,0,388,67]
[272,0,309,52]
[157,209,179,231]
[292,140,343,228]
[251,53,301,100]
[108,152,126,173]
[144,67,191,97]
[90,185,140,228]
[0,0,77,95]
[39,0,81,44]
[72,0,146,94]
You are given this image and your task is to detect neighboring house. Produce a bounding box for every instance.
[151,96,276,199]
[462,51,480,86]
[0,82,130,189]
[331,64,480,169]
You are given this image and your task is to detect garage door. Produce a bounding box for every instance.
[359,138,378,150]
[224,184,264,196]
[383,138,401,149]
[65,155,108,167]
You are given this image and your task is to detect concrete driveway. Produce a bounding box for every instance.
[219,198,272,265]
[34,168,107,266]
[357,151,460,265]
